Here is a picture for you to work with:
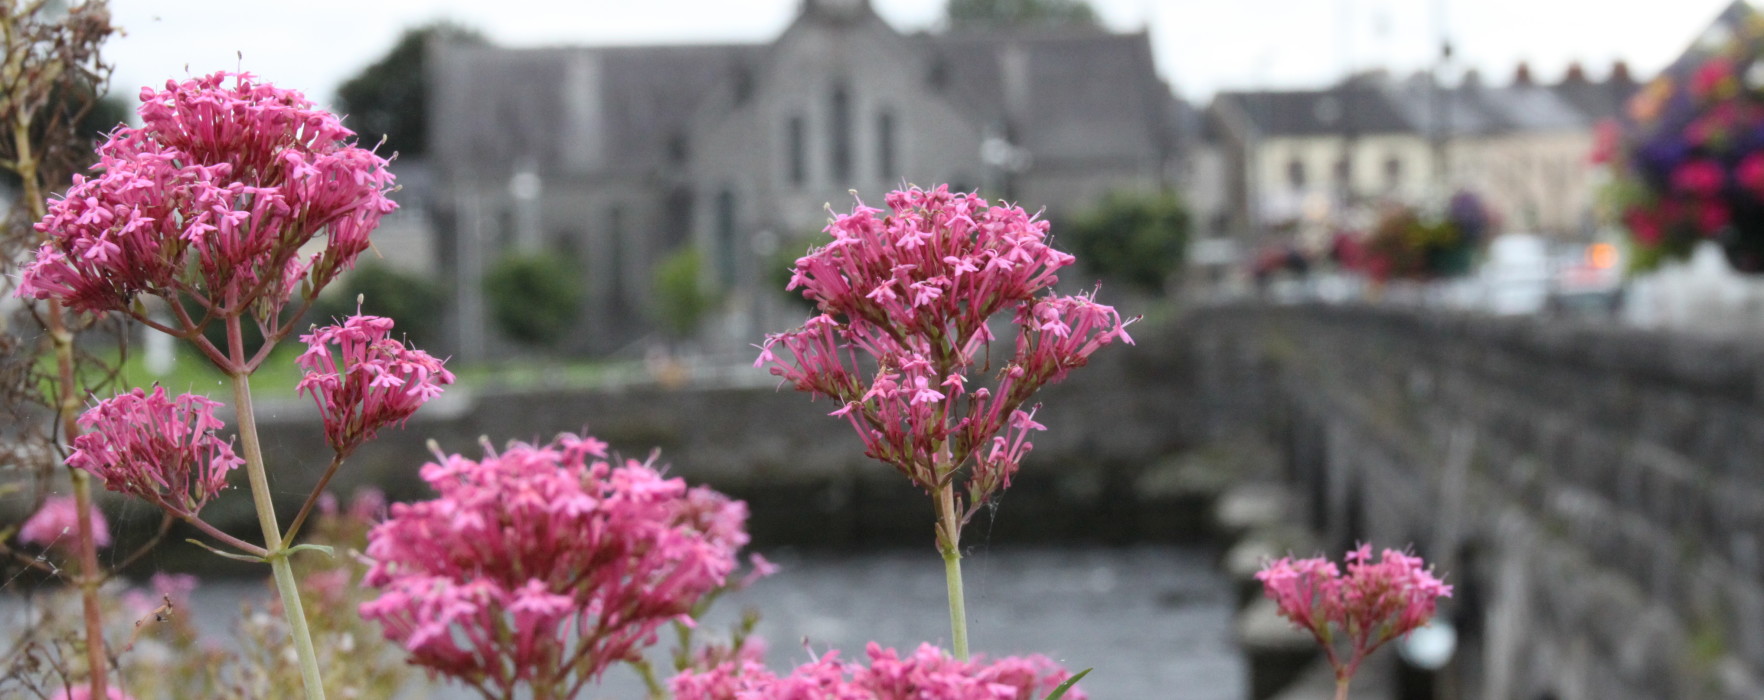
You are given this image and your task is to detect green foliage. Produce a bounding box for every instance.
[650,246,718,338]
[334,21,485,158]
[1041,668,1091,700]
[483,251,584,351]
[310,262,446,348]
[1063,190,1190,295]
[947,0,1098,29]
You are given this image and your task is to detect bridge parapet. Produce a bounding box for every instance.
[1186,304,1764,699]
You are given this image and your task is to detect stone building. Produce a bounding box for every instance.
[425,0,1183,361]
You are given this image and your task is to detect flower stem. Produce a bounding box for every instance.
[281,451,347,544]
[229,365,326,700]
[941,541,970,661]
[934,484,970,661]
[69,470,109,697]
[1335,676,1351,700]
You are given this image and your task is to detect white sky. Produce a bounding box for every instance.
[105,0,1736,110]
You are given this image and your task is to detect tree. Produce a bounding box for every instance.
[650,247,717,339]
[334,21,485,158]
[946,0,1098,29]
[1063,190,1190,295]
[483,251,584,352]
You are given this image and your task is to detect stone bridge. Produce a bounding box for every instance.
[1188,304,1764,699]
[249,303,1764,698]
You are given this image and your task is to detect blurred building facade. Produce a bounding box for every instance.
[1197,62,1637,255]
[425,0,1184,361]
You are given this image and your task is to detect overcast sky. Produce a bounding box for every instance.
[105,0,1735,109]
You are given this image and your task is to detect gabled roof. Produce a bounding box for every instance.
[428,7,1178,177]
[1216,87,1414,137]
[429,41,762,177]
[921,29,1177,163]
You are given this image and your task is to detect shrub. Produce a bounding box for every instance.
[482,251,584,351]
[1064,190,1190,295]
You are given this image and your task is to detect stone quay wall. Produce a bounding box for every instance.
[245,318,1208,551]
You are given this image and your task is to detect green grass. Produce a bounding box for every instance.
[54,341,648,407]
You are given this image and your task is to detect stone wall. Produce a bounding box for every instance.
[247,318,1202,549]
[1184,304,1764,699]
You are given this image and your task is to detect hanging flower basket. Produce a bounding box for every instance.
[1602,12,1764,273]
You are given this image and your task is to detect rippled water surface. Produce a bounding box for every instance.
[6,544,1246,699]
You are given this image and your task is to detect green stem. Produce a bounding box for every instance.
[935,483,970,661]
[942,541,970,661]
[230,366,326,700]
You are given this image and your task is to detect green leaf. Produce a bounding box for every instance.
[186,538,266,563]
[283,543,336,560]
[1041,668,1091,700]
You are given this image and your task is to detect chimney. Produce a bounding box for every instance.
[1512,61,1534,86]
[1610,59,1634,86]
[1562,61,1588,84]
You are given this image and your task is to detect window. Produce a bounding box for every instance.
[1384,157,1403,189]
[1286,159,1307,189]
[715,189,737,287]
[607,206,627,311]
[829,83,853,183]
[876,110,897,182]
[786,116,807,186]
[1334,157,1352,187]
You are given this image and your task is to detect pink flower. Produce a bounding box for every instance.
[1738,152,1764,199]
[670,642,1086,700]
[1671,159,1725,198]
[296,314,454,453]
[17,496,110,551]
[359,433,750,696]
[17,72,395,328]
[66,387,242,515]
[1256,545,1452,684]
[757,186,1135,524]
[52,686,135,700]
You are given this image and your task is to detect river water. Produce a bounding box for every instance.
[8,544,1246,699]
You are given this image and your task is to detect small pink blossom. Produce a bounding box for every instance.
[66,387,242,515]
[359,433,750,696]
[17,72,395,328]
[296,314,454,453]
[670,642,1086,700]
[1256,545,1452,684]
[17,496,110,551]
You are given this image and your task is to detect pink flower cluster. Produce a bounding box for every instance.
[296,314,454,453]
[1257,545,1453,681]
[17,72,395,324]
[65,386,242,515]
[359,433,750,696]
[16,496,111,551]
[670,642,1086,700]
[756,185,1134,516]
